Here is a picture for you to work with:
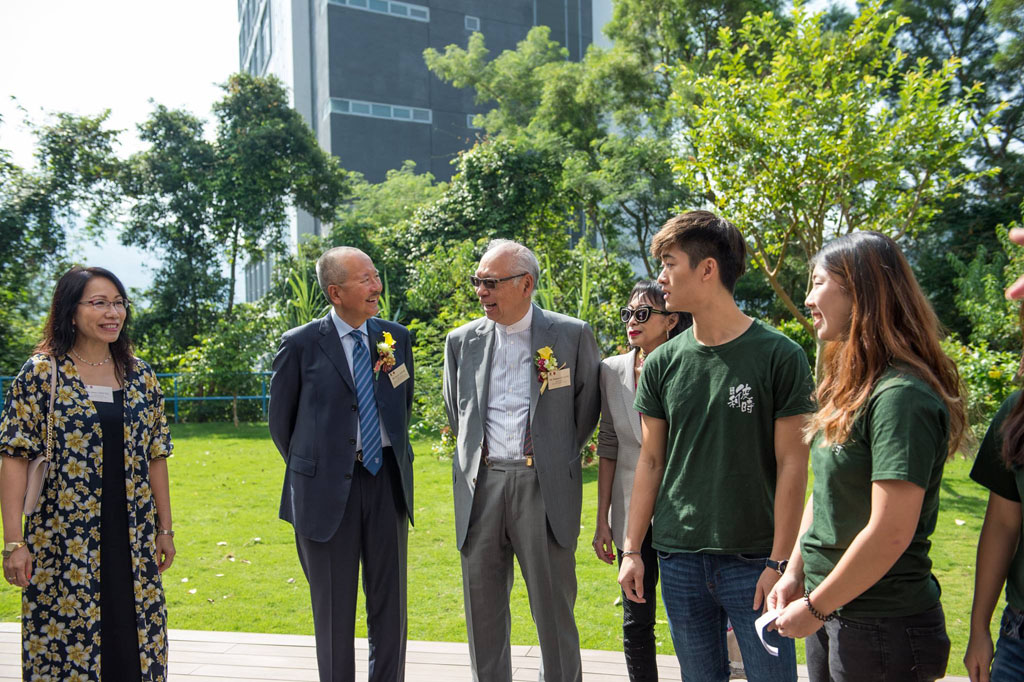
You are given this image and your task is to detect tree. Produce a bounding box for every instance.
[671,1,994,337]
[213,73,350,315]
[120,105,227,356]
[0,111,120,372]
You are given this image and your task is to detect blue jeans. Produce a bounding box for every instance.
[805,602,949,682]
[992,605,1024,682]
[657,551,796,682]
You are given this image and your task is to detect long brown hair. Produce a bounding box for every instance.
[1000,305,1024,467]
[807,232,966,455]
[36,266,136,383]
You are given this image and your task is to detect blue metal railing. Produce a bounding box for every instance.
[1,371,274,424]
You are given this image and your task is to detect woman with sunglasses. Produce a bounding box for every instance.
[767,232,964,681]
[592,280,690,680]
[0,266,174,681]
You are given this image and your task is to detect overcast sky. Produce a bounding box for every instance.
[0,1,239,293]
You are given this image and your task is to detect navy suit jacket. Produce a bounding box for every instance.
[269,313,415,542]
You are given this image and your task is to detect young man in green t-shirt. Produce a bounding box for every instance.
[617,210,814,682]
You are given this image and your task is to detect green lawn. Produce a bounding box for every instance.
[0,423,995,676]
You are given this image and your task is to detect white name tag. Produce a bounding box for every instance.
[547,368,571,390]
[85,385,114,403]
[388,363,410,388]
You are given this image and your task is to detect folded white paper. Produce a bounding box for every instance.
[754,608,782,656]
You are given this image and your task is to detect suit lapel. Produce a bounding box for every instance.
[529,305,555,425]
[619,350,642,444]
[471,319,495,416]
[317,314,356,394]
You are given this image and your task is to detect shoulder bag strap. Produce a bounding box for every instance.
[45,355,57,462]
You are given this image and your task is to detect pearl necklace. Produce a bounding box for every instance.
[71,348,111,367]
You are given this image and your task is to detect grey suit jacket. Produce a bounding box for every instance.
[268,314,415,542]
[597,349,643,548]
[443,304,601,550]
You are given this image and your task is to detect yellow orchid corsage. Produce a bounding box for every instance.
[373,331,397,379]
[534,346,565,394]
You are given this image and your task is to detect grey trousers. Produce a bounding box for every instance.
[460,459,582,682]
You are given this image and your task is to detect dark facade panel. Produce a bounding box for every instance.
[330,113,433,183]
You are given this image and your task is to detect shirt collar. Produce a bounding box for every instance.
[496,305,533,335]
[330,308,368,339]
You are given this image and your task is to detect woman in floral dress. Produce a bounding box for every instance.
[0,266,175,681]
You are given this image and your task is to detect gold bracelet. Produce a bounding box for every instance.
[156,529,174,537]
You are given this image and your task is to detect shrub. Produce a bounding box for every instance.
[942,338,1020,450]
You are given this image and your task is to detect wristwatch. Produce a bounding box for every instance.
[2,541,26,558]
[765,558,788,575]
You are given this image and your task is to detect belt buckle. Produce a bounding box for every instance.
[355,449,364,463]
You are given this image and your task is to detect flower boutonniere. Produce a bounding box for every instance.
[535,346,566,394]
[373,331,397,379]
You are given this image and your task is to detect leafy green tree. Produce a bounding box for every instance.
[331,160,446,298]
[0,111,120,372]
[213,73,350,315]
[671,1,994,336]
[121,105,227,356]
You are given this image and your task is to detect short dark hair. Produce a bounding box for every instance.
[628,280,692,338]
[650,210,747,292]
[36,266,135,382]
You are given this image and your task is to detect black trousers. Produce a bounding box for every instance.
[295,448,408,682]
[617,526,659,682]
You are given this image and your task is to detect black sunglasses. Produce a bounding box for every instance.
[620,305,668,324]
[470,273,527,290]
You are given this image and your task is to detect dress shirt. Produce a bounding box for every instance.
[329,309,392,450]
[484,306,533,462]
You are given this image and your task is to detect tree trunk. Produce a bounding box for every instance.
[226,222,241,317]
[232,395,239,428]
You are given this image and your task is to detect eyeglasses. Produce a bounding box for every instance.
[470,273,527,290]
[78,299,130,312]
[620,305,667,324]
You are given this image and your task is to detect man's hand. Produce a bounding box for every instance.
[592,522,615,565]
[753,567,782,611]
[617,554,646,603]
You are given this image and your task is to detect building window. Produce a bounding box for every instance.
[327,0,429,22]
[330,98,432,124]
[240,0,272,76]
[466,114,482,129]
[465,15,480,31]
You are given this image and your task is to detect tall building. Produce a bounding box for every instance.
[238,0,608,301]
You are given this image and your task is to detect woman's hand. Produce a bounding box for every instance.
[592,521,615,564]
[3,545,32,588]
[964,629,994,682]
[767,571,803,612]
[773,596,825,639]
[155,534,175,573]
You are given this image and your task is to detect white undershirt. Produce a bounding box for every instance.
[484,307,533,462]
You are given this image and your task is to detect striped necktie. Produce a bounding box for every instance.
[349,329,383,475]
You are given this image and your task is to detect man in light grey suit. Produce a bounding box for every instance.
[443,239,601,682]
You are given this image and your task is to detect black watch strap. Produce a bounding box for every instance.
[765,558,788,575]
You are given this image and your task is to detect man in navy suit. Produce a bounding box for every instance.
[269,246,415,682]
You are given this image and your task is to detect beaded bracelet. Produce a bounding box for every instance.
[803,589,836,622]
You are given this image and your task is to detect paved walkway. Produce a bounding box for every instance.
[0,622,969,680]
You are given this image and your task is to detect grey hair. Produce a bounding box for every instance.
[315,246,364,299]
[483,239,540,293]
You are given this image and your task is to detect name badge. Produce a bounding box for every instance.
[547,368,571,390]
[85,385,114,403]
[388,363,410,388]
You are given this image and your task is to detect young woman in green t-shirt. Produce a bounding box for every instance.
[966,387,1024,681]
[766,231,966,682]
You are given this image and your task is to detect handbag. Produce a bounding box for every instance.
[23,355,57,515]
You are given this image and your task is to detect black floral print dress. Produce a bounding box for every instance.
[0,354,172,680]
